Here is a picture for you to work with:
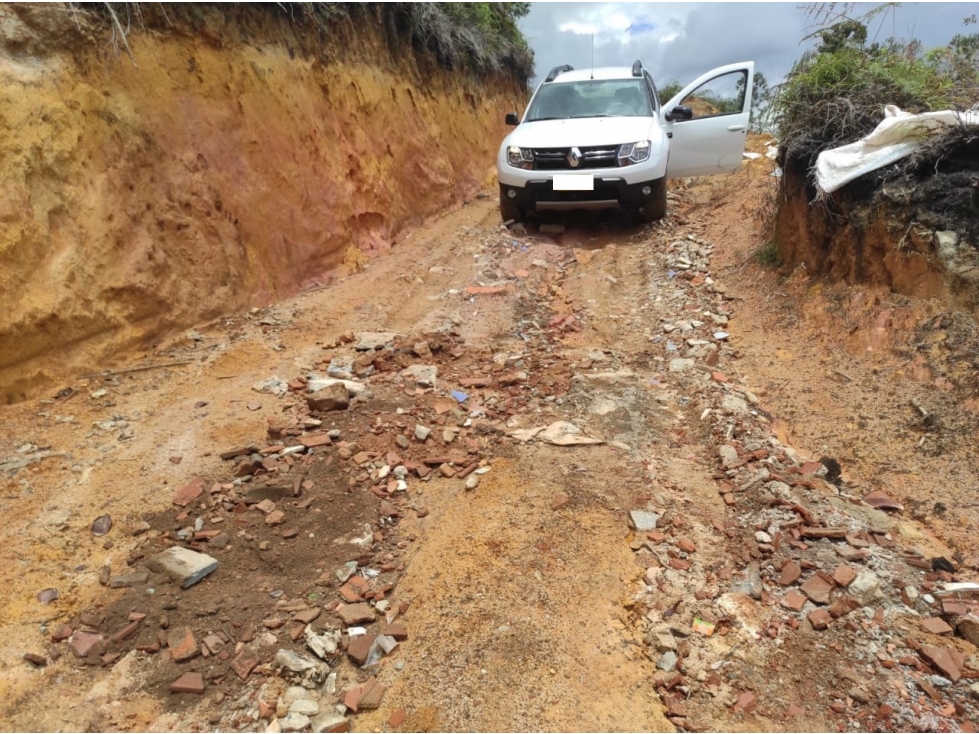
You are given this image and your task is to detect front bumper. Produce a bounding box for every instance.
[500,177,661,212]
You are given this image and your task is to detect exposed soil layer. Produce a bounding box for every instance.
[0,4,524,404]
[774,135,979,311]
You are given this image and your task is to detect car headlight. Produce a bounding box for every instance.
[507,146,534,170]
[617,140,651,166]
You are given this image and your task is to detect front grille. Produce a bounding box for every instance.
[532,146,619,170]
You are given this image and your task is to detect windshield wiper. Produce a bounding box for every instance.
[527,116,566,122]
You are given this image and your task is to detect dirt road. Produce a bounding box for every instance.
[1,151,978,733]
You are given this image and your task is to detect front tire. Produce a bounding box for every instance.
[500,195,526,224]
[638,177,668,222]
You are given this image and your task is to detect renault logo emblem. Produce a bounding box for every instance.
[567,147,582,168]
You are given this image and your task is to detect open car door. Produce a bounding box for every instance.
[664,61,754,179]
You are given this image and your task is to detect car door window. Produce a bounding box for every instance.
[676,70,747,119]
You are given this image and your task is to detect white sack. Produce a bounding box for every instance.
[816,105,979,195]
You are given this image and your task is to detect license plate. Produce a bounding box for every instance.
[553,174,594,191]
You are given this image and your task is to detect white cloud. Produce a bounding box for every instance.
[521,2,974,89]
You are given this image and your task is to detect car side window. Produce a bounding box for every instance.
[677,70,747,119]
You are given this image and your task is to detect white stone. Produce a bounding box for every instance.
[279,713,310,732]
[629,510,660,531]
[849,570,884,606]
[400,364,438,388]
[465,475,480,491]
[289,699,320,716]
[146,546,218,589]
[414,424,431,441]
[353,332,399,350]
[718,445,739,467]
[721,394,750,415]
[283,686,312,704]
[755,531,773,544]
[669,358,695,373]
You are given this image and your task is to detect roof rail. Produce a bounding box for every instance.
[544,64,574,83]
[631,60,643,77]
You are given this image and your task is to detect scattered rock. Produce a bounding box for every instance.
[337,603,376,626]
[170,671,205,694]
[779,561,801,586]
[809,609,833,630]
[921,645,962,682]
[832,564,857,587]
[69,630,104,658]
[280,713,311,732]
[629,510,660,531]
[168,627,199,662]
[800,576,833,605]
[401,365,437,388]
[252,377,289,397]
[657,650,678,672]
[310,712,349,733]
[921,617,954,636]
[23,652,47,667]
[289,699,319,717]
[36,588,59,604]
[957,614,979,647]
[90,514,113,536]
[147,547,219,589]
[414,425,431,442]
[109,572,149,589]
[848,570,883,606]
[354,332,399,351]
[172,477,205,507]
[358,678,387,709]
[306,383,350,412]
[782,590,807,612]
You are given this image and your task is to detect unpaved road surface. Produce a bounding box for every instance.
[2,150,978,733]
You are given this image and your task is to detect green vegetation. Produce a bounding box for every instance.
[395,2,533,79]
[772,5,979,164]
[754,239,781,266]
[70,2,534,82]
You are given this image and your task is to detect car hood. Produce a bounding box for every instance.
[505,116,659,148]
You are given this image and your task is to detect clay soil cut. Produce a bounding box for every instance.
[2,140,979,733]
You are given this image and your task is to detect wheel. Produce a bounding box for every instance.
[500,195,526,224]
[638,177,668,222]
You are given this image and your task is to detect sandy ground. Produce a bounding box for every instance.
[2,149,978,733]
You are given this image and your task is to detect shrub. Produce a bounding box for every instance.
[772,12,979,166]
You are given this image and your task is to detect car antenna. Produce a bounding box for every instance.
[590,33,594,79]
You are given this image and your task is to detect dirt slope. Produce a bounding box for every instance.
[1,143,978,734]
[0,5,523,405]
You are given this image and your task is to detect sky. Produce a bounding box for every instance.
[517,2,975,89]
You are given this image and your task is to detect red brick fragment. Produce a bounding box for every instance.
[170,671,205,694]
[731,691,757,713]
[173,477,204,507]
[782,590,807,612]
[920,617,954,636]
[779,561,801,586]
[168,628,199,662]
[808,609,832,630]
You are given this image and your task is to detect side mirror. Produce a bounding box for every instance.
[665,106,693,122]
[505,112,520,126]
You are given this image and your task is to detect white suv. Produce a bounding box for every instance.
[497,60,754,222]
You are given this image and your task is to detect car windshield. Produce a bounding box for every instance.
[525,79,654,122]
